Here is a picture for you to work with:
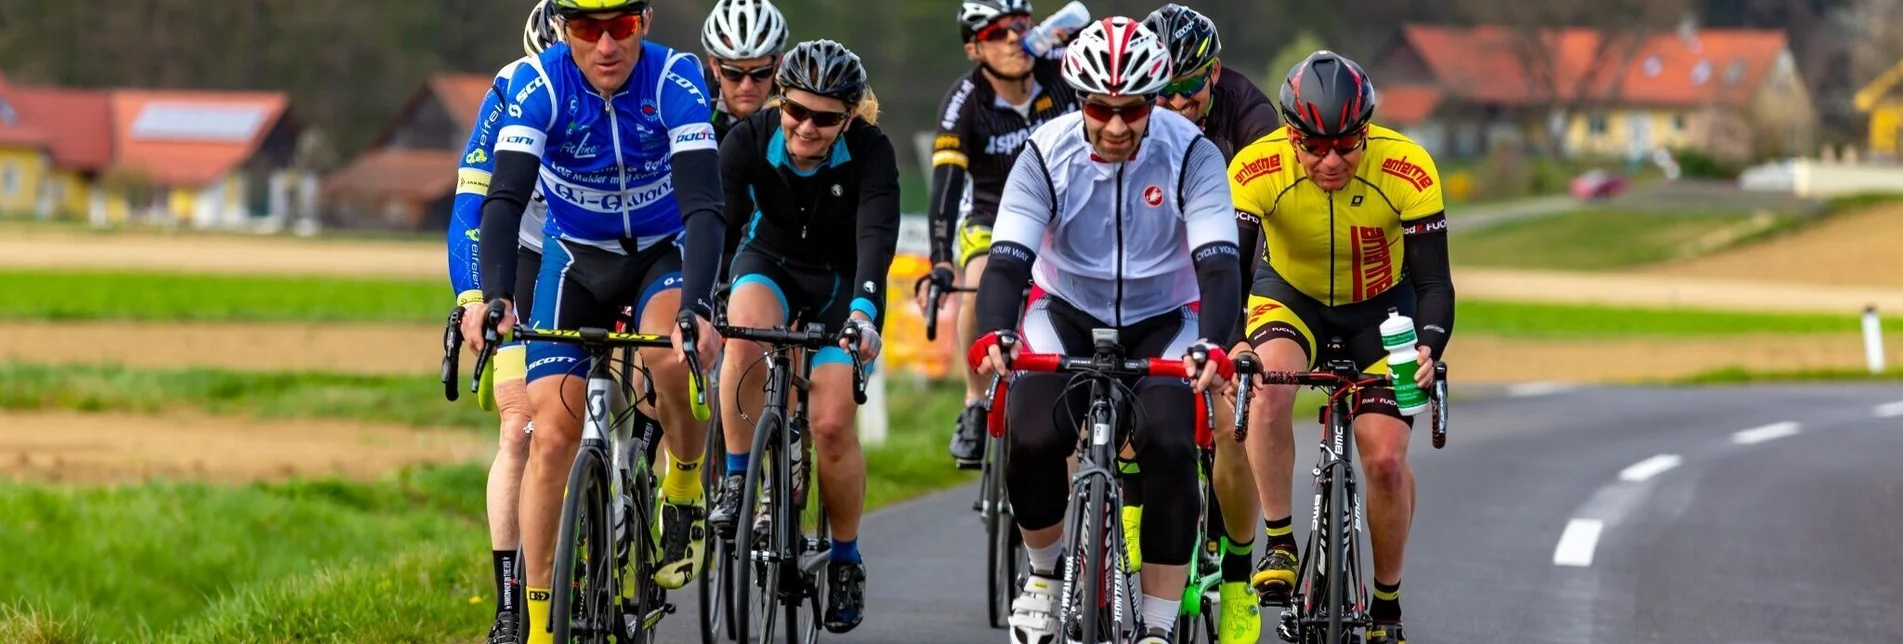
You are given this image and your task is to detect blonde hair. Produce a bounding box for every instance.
[769,86,881,126]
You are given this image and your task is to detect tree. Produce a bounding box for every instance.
[1266,31,1328,88]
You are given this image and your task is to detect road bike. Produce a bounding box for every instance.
[467,303,713,644]
[714,322,868,644]
[1239,337,1448,644]
[979,329,1220,644]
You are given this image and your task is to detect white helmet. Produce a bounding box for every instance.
[1061,17,1173,97]
[702,0,790,61]
[522,0,559,56]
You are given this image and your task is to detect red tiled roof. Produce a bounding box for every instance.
[7,86,113,170]
[321,148,459,201]
[1400,24,1790,108]
[108,90,291,187]
[0,73,49,149]
[433,74,496,132]
[1377,85,1442,126]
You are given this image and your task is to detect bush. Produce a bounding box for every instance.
[1672,148,1744,179]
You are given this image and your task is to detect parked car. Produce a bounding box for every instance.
[1570,169,1630,200]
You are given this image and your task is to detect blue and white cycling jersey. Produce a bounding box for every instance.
[447,56,549,299]
[496,41,718,251]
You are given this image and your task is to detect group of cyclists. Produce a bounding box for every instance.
[445,0,1456,642]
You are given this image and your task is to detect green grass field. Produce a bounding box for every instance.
[1450,209,1803,271]
[1452,300,1875,338]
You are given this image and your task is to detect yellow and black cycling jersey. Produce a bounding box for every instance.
[1227,123,1448,307]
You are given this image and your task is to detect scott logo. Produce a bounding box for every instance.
[1381,156,1434,191]
[1232,154,1282,185]
[1143,185,1163,207]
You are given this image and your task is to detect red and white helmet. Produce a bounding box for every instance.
[1061,17,1173,97]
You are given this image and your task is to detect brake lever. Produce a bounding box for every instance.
[441,306,465,402]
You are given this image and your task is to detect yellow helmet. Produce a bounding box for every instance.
[552,0,647,16]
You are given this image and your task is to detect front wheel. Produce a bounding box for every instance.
[699,415,735,641]
[735,410,784,644]
[983,431,1020,629]
[550,444,619,644]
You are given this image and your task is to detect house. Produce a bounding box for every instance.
[323,73,495,231]
[1854,58,1903,158]
[1376,22,1817,162]
[0,73,305,227]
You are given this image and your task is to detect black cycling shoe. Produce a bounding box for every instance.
[948,403,987,469]
[1367,621,1406,644]
[823,561,867,633]
[485,613,519,644]
[707,473,745,537]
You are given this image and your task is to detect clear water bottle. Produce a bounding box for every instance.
[1022,1,1090,58]
[1379,309,1431,417]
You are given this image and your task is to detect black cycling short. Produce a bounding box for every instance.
[1245,268,1413,423]
[1006,296,1200,566]
[728,248,873,372]
[526,236,683,383]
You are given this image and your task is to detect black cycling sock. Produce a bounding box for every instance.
[1221,539,1253,583]
[1372,579,1401,623]
[1263,516,1296,553]
[493,549,517,617]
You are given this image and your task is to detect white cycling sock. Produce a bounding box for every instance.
[1141,594,1179,634]
[1027,541,1063,575]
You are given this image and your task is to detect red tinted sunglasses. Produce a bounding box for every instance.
[1292,128,1367,157]
[565,13,644,42]
[1081,100,1153,123]
[976,16,1032,42]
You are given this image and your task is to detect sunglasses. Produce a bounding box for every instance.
[717,62,776,85]
[975,16,1032,42]
[1081,99,1153,123]
[1292,129,1367,157]
[782,97,851,128]
[1157,69,1213,101]
[564,12,643,42]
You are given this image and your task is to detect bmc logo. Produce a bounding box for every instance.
[1143,185,1164,207]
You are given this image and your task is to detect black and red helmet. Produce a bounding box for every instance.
[1277,50,1377,138]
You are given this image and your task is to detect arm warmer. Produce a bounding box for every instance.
[479,149,538,303]
[1402,213,1455,355]
[672,148,725,320]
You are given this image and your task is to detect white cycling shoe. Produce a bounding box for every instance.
[1009,572,1061,644]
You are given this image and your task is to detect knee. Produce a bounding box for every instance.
[809,402,856,452]
[529,422,578,461]
[1360,439,1409,492]
[638,347,687,390]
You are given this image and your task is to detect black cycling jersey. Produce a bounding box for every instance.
[925,58,1079,265]
[714,103,742,283]
[1200,68,1281,344]
[719,108,902,325]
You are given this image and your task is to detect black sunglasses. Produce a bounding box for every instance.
[781,96,851,128]
[716,62,776,84]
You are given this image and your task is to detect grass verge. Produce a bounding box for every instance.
[1450,208,1801,270]
[1453,300,1875,338]
[0,270,443,322]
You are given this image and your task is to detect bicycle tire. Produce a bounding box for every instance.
[735,409,784,644]
[799,478,829,644]
[1072,474,1109,644]
[698,415,735,642]
[982,427,1009,628]
[1324,416,1350,644]
[622,452,660,642]
[550,444,617,644]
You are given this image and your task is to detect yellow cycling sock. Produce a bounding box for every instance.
[1372,579,1402,622]
[662,453,704,503]
[525,586,553,644]
[1264,516,1296,552]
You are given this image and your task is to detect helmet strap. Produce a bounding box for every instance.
[979,61,1032,84]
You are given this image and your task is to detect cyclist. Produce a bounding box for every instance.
[461,2,727,642]
[1227,51,1455,644]
[1127,5,1280,644]
[701,0,789,269]
[922,0,1081,469]
[445,3,562,641]
[969,17,1242,644]
[706,40,895,634]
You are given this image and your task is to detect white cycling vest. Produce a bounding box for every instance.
[991,109,1236,328]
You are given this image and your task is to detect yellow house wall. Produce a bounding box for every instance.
[0,147,48,214]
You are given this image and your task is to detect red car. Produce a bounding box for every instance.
[1570,169,1630,200]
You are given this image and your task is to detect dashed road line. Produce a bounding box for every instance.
[1731,421,1800,445]
[1507,382,1577,398]
[1875,401,1903,418]
[1617,454,1683,482]
[1553,518,1604,567]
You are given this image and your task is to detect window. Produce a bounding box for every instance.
[1,162,16,196]
[1588,113,1609,136]
[1672,113,1687,131]
[1691,60,1712,85]
[1643,55,1663,78]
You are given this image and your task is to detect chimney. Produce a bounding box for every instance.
[1678,11,1700,53]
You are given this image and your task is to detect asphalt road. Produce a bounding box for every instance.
[657,384,1903,643]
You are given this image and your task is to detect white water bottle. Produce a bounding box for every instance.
[1022,1,1090,58]
[1379,309,1431,417]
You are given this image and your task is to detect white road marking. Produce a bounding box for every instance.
[1553,518,1604,567]
[1731,421,1800,445]
[1507,382,1576,398]
[1617,454,1683,482]
[1875,401,1903,418]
